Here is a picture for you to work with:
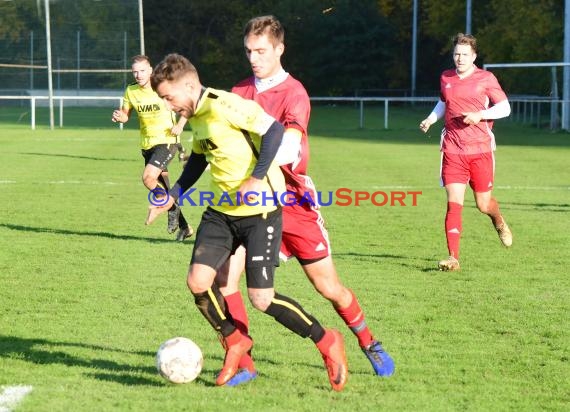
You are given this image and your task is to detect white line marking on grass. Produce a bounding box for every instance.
[370,185,570,191]
[1,180,124,185]
[371,185,416,189]
[496,185,570,191]
[46,180,121,185]
[5,181,568,191]
[0,386,33,412]
[30,137,124,142]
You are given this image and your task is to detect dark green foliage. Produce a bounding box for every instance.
[0,0,566,96]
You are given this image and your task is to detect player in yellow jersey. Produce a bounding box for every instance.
[145,53,348,391]
[111,55,193,241]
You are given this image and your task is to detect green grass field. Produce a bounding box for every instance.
[1,106,569,411]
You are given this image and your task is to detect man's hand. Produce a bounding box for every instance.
[171,124,184,136]
[462,111,483,125]
[238,176,265,204]
[112,109,127,123]
[419,118,432,133]
[146,196,175,225]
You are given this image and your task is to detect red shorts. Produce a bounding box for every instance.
[441,151,495,192]
[280,203,331,261]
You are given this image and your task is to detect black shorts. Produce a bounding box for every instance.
[191,207,282,289]
[141,144,178,171]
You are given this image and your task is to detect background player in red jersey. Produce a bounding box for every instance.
[215,15,395,386]
[419,33,513,271]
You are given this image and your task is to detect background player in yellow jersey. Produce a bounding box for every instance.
[145,53,348,391]
[111,55,192,241]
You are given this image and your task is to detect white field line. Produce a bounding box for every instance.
[495,185,570,191]
[0,180,124,185]
[0,386,33,412]
[1,181,569,192]
[370,185,569,191]
[29,138,125,142]
[46,181,121,185]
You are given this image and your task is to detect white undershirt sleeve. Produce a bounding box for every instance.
[480,99,511,120]
[274,128,302,166]
[426,100,446,124]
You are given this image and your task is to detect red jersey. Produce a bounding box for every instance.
[439,66,508,154]
[232,74,316,202]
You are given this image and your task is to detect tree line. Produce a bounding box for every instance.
[0,0,564,96]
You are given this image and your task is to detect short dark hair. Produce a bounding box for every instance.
[244,15,284,46]
[150,53,199,90]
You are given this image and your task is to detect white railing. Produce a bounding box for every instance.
[310,96,439,128]
[0,95,567,130]
[0,95,123,130]
[311,96,568,129]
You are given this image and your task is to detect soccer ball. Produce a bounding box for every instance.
[156,337,203,384]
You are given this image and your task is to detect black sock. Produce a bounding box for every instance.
[178,210,188,228]
[264,292,326,343]
[193,284,235,337]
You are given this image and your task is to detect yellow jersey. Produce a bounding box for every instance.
[190,87,285,216]
[122,83,179,150]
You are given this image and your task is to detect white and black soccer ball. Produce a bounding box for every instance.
[156,337,203,384]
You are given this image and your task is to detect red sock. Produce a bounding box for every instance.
[224,291,254,371]
[224,328,242,346]
[315,329,334,356]
[224,291,249,335]
[335,290,374,348]
[445,202,463,259]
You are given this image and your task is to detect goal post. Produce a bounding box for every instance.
[0,0,144,129]
[483,62,570,131]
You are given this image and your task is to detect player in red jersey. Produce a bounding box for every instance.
[215,15,394,386]
[419,33,513,271]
